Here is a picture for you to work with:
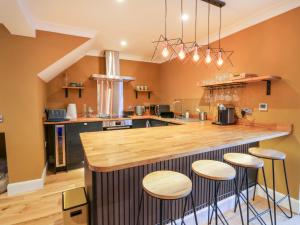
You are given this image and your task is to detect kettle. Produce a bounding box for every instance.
[66,103,77,119]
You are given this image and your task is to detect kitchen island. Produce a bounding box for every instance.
[80,118,291,225]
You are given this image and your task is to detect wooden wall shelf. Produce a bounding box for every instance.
[201,75,281,95]
[135,90,152,99]
[62,86,84,98]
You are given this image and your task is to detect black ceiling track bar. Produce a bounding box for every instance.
[201,0,226,8]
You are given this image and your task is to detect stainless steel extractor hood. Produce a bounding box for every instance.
[90,50,135,82]
[90,50,135,118]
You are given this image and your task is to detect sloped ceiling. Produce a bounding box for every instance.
[0,0,35,37]
[1,0,299,82]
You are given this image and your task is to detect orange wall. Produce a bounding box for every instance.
[46,56,162,114]
[0,25,88,183]
[160,8,300,199]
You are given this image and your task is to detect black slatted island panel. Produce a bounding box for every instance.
[85,142,258,225]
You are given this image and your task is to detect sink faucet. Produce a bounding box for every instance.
[172,100,184,119]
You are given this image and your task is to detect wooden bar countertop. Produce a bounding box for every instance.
[80,118,292,173]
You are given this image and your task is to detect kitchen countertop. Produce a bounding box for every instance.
[80,118,292,173]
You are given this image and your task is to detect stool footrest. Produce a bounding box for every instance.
[208,203,230,225]
[254,183,293,218]
[249,209,272,223]
[239,193,268,225]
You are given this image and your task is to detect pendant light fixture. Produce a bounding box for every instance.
[192,0,201,62]
[205,2,212,64]
[177,0,187,61]
[212,5,234,69]
[151,0,177,61]
[216,7,224,66]
[161,0,169,58]
[151,0,232,65]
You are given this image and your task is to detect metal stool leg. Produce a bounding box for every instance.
[282,159,293,218]
[262,166,274,225]
[160,200,164,225]
[214,181,218,225]
[252,169,258,201]
[234,178,244,225]
[234,170,246,213]
[208,180,211,225]
[245,168,249,225]
[190,192,199,225]
[135,191,144,225]
[272,160,276,225]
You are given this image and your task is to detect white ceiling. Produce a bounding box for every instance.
[0,0,35,37]
[24,0,300,61]
[1,0,299,82]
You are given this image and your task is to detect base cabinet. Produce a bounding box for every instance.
[65,122,102,170]
[132,119,175,128]
[45,119,177,172]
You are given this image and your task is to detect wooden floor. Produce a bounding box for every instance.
[0,168,299,225]
[0,169,84,225]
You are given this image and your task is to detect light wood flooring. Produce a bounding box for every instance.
[0,168,299,225]
[0,169,84,225]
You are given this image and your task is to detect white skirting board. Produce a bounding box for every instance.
[256,184,300,215]
[7,163,47,196]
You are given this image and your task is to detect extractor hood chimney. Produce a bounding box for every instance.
[90,50,135,118]
[90,50,135,81]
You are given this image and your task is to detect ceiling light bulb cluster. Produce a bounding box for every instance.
[152,0,233,68]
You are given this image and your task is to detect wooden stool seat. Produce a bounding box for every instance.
[142,170,192,200]
[192,160,236,181]
[224,153,264,169]
[249,147,286,160]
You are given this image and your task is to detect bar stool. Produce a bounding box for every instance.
[191,160,244,225]
[224,153,273,225]
[249,147,293,225]
[135,170,198,225]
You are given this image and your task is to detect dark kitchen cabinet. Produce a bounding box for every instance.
[65,122,102,170]
[150,119,168,127]
[132,119,177,128]
[132,119,148,128]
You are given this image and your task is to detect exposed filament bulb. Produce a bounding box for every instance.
[178,44,185,60]
[193,47,200,62]
[205,48,212,64]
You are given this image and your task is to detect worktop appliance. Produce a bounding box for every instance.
[150,104,173,118]
[214,104,236,125]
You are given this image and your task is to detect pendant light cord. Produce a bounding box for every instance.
[207,2,210,48]
[181,0,184,41]
[194,0,198,42]
[164,0,167,39]
[218,7,222,50]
